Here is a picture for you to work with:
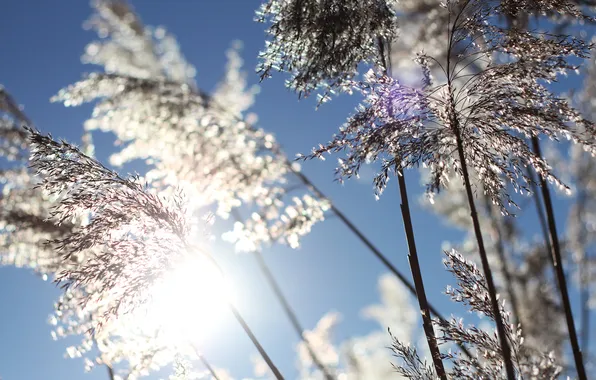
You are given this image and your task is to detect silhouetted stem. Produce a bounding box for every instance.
[453,116,515,380]
[198,252,284,379]
[397,169,447,379]
[106,364,115,380]
[91,333,115,380]
[483,195,522,328]
[228,303,284,379]
[191,347,221,380]
[581,254,591,360]
[527,168,554,264]
[221,107,474,360]
[573,185,591,359]
[252,250,335,379]
[293,167,481,361]
[194,77,476,361]
[444,11,513,368]
[569,181,592,359]
[230,205,335,379]
[0,88,33,127]
[531,136,587,380]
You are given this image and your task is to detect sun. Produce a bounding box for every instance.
[140,252,234,345]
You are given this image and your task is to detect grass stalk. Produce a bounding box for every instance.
[397,169,447,379]
[453,123,516,379]
[531,136,587,380]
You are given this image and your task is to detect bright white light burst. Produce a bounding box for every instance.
[139,253,234,346]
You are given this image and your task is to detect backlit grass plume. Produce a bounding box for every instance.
[257,0,398,97]
[53,6,332,252]
[27,128,191,321]
[306,37,595,212]
[302,1,595,377]
[306,0,595,210]
[0,87,30,160]
[391,249,562,379]
[27,128,284,379]
[0,89,74,275]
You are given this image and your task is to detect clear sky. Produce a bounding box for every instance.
[0,1,591,380]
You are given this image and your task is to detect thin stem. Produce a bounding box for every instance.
[527,168,554,264]
[229,209,334,379]
[91,334,115,380]
[184,73,475,360]
[453,119,516,379]
[346,343,362,377]
[574,186,591,359]
[286,159,476,360]
[198,355,220,380]
[199,252,285,380]
[531,136,587,380]
[0,88,34,126]
[443,8,514,367]
[191,346,221,380]
[397,169,447,379]
[581,256,591,359]
[253,250,335,379]
[291,171,408,293]
[228,303,284,379]
[483,195,522,328]
[106,364,115,380]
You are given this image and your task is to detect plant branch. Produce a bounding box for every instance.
[228,303,284,379]
[253,250,335,379]
[531,136,587,380]
[191,346,221,380]
[197,82,477,361]
[580,252,591,361]
[194,250,284,380]
[231,206,335,380]
[572,181,591,359]
[452,111,516,379]
[106,364,115,380]
[483,195,522,328]
[527,168,555,264]
[397,169,447,379]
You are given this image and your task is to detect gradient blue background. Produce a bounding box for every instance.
[0,1,590,379]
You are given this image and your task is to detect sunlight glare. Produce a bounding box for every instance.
[142,252,234,345]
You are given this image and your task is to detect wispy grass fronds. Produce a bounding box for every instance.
[391,249,563,379]
[28,128,191,321]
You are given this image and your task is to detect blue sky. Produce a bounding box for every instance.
[0,1,591,379]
